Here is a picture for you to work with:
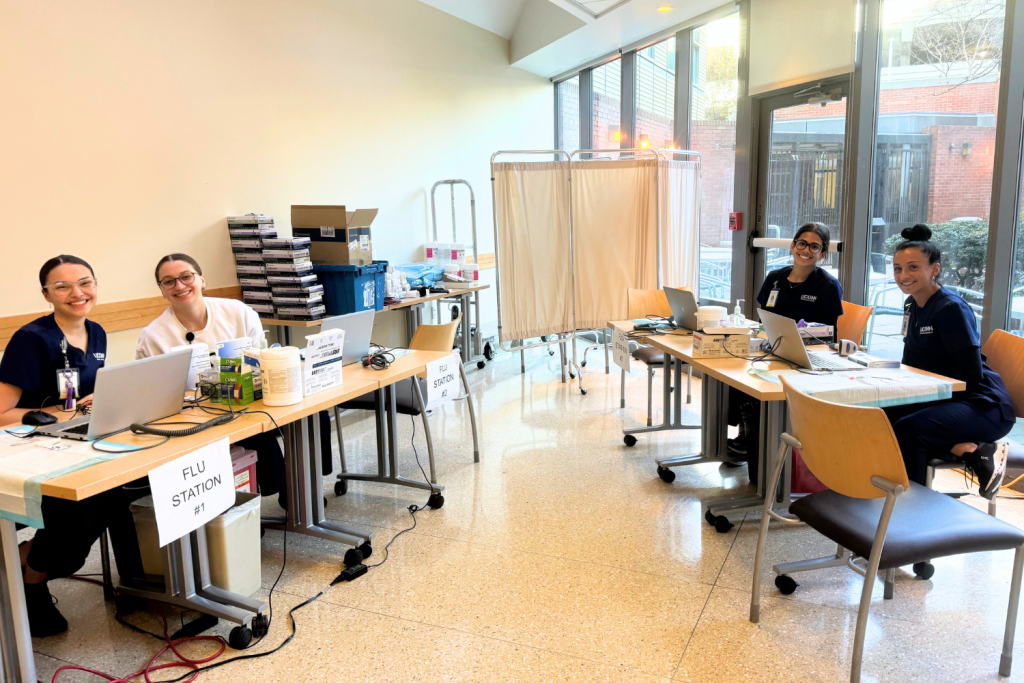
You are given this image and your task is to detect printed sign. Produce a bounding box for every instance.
[303,329,346,396]
[425,353,460,411]
[149,438,236,547]
[612,326,631,372]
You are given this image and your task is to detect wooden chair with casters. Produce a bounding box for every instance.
[751,377,1024,682]
[926,328,1024,517]
[621,288,692,428]
[332,316,479,497]
[837,301,874,347]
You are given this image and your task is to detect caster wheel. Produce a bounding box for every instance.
[581,388,588,395]
[657,466,676,483]
[704,510,717,527]
[624,434,638,447]
[775,574,798,595]
[334,479,348,496]
[477,361,486,369]
[540,336,549,342]
[581,361,587,367]
[451,305,460,320]
[344,548,364,567]
[427,493,445,509]
[251,613,270,638]
[714,516,734,533]
[484,342,496,361]
[569,372,576,379]
[229,626,253,650]
[913,562,935,580]
[359,542,373,560]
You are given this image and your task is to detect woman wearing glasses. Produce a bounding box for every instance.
[728,223,845,479]
[0,256,143,636]
[136,254,332,505]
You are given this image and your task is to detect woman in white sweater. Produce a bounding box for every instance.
[137,253,333,504]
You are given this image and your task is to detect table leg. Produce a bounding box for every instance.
[0,519,35,683]
[604,327,610,374]
[473,292,483,358]
[625,355,700,439]
[461,293,471,364]
[650,374,730,470]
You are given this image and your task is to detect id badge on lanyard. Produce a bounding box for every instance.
[901,303,911,338]
[766,283,780,308]
[57,338,79,410]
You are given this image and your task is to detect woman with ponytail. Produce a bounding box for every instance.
[883,224,1016,498]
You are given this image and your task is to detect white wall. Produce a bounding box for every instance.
[0,0,552,365]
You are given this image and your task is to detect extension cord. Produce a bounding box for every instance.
[334,563,368,583]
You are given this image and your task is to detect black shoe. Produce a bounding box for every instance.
[24,581,68,637]
[963,442,1008,500]
[727,436,747,456]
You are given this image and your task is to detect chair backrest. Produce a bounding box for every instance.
[837,300,874,346]
[409,316,462,353]
[627,288,674,320]
[982,329,1024,419]
[781,376,909,498]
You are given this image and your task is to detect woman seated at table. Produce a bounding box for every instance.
[136,254,332,503]
[882,224,1015,497]
[0,255,143,636]
[728,223,844,481]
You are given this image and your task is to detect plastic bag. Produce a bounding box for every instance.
[395,262,444,288]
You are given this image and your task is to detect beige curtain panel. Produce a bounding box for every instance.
[493,161,573,343]
[572,159,658,331]
[660,159,701,292]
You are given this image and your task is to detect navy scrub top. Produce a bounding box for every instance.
[903,287,1016,422]
[756,266,844,338]
[0,315,107,410]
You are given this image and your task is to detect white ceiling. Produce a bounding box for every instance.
[416,0,735,78]
[416,0,529,39]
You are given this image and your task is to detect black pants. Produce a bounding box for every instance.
[883,400,1014,485]
[251,410,334,496]
[27,486,144,582]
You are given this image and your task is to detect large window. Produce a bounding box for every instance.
[557,76,580,154]
[866,0,1006,359]
[635,37,676,150]
[592,58,621,152]
[691,14,740,303]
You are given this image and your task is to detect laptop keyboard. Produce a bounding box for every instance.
[807,352,861,370]
[60,423,90,435]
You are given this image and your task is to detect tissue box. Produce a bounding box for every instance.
[693,332,750,358]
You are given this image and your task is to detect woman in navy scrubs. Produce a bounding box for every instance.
[883,225,1015,497]
[729,223,844,480]
[0,256,142,636]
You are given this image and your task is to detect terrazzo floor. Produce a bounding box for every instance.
[23,345,1024,682]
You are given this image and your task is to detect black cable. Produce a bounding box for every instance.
[361,344,398,370]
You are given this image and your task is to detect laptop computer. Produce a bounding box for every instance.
[663,286,700,331]
[757,308,863,371]
[320,309,375,366]
[37,347,193,441]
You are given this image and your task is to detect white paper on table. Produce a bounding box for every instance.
[148,438,236,547]
[772,368,953,408]
[303,328,345,397]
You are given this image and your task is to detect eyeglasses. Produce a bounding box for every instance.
[158,271,198,290]
[47,278,98,295]
[793,239,824,254]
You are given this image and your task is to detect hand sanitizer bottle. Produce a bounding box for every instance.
[731,299,745,327]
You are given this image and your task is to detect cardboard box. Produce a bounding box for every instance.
[693,332,751,358]
[292,205,378,266]
[217,358,255,406]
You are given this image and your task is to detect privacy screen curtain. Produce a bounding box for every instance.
[660,159,701,292]
[493,161,573,343]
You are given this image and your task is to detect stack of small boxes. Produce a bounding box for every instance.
[264,236,326,321]
[229,214,277,319]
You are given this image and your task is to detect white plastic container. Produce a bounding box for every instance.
[424,242,438,262]
[451,243,466,264]
[436,243,451,264]
[260,346,302,406]
[696,305,728,330]
[460,263,480,282]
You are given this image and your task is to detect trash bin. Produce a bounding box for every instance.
[130,491,262,596]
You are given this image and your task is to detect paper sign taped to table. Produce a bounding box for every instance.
[303,328,345,396]
[612,326,630,373]
[425,353,461,411]
[148,438,236,547]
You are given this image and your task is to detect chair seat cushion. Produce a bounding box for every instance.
[340,377,427,415]
[789,481,1024,570]
[632,346,664,365]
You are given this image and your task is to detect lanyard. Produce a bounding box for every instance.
[60,337,77,410]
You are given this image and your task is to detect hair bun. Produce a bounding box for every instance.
[901,224,932,241]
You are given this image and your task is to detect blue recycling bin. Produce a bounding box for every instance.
[313,261,388,316]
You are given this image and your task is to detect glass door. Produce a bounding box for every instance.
[753,84,851,298]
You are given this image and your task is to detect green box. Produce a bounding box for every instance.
[217,358,255,406]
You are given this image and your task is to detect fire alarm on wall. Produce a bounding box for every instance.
[729,212,742,231]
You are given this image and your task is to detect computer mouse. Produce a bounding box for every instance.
[22,410,58,426]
